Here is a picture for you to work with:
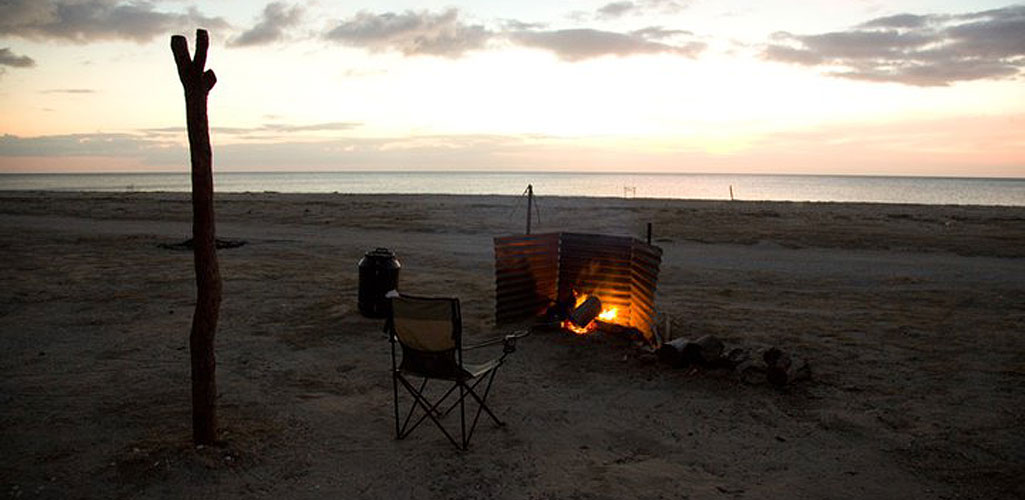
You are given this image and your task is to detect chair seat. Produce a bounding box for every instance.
[461,358,501,379]
[400,357,501,381]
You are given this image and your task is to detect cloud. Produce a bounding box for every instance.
[763,44,823,65]
[597,2,635,19]
[141,121,362,137]
[228,2,303,47]
[0,131,541,171]
[0,0,229,43]
[208,134,533,170]
[321,8,706,62]
[40,88,96,94]
[0,132,169,157]
[763,5,1025,86]
[6,115,1022,176]
[859,13,929,29]
[498,19,546,31]
[510,28,705,61]
[645,0,691,14]
[0,47,35,67]
[324,9,492,58]
[261,122,361,133]
[630,26,693,40]
[595,0,691,19]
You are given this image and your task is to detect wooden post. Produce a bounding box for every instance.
[525,184,533,235]
[729,185,734,201]
[171,29,221,445]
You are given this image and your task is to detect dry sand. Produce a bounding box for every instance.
[1,191,1023,499]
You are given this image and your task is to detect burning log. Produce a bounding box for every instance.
[561,294,625,335]
[594,321,643,338]
[764,347,811,387]
[570,295,603,328]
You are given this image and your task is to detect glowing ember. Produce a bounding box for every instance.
[598,307,618,322]
[562,320,595,335]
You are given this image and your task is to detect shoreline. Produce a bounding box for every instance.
[3,188,1024,209]
[2,170,1023,207]
[1,191,1023,498]
[2,170,1024,179]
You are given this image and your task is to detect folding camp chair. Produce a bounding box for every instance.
[388,295,526,450]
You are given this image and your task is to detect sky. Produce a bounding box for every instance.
[0,0,1023,177]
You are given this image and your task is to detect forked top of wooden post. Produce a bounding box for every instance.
[171,29,217,92]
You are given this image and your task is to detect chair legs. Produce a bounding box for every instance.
[393,368,504,450]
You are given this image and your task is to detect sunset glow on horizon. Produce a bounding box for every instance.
[1,1,1023,177]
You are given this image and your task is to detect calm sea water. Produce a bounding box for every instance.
[1,171,1023,206]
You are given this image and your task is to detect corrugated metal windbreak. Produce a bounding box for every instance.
[494,233,560,324]
[494,232,662,341]
[630,238,662,339]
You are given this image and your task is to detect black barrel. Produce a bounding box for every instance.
[358,248,401,318]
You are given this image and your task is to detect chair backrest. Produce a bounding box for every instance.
[390,296,465,379]
[391,296,461,352]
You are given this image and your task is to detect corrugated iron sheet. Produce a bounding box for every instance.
[494,233,560,324]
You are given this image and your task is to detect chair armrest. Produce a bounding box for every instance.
[463,337,504,350]
[464,330,530,352]
[501,329,530,354]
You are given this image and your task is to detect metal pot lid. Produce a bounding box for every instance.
[364,247,395,258]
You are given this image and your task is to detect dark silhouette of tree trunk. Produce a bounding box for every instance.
[171,29,221,445]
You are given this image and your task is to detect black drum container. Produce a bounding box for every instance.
[357,248,401,318]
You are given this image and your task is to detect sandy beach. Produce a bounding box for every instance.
[1,191,1023,499]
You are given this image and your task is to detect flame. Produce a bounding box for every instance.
[598,307,618,322]
[573,292,588,308]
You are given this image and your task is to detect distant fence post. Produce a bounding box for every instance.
[526,184,534,234]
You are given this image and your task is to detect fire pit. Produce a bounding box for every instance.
[494,232,662,342]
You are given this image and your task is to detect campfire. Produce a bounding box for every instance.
[494,232,662,342]
[562,292,621,335]
[494,230,812,387]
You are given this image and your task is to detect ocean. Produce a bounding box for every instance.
[0,171,1023,206]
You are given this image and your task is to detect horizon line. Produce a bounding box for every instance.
[1,170,1024,181]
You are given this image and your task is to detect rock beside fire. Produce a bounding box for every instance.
[657,337,811,388]
[656,335,725,368]
[763,347,811,387]
[737,346,810,387]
